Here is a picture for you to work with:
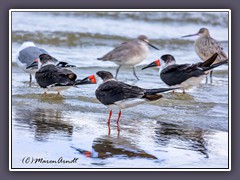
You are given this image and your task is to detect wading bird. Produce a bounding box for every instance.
[97,35,159,80]
[142,53,228,93]
[16,41,75,86]
[182,28,228,82]
[95,71,178,126]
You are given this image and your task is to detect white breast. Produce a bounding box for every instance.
[171,76,205,90]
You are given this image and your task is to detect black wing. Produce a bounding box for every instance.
[160,63,205,86]
[35,64,77,88]
[95,81,144,105]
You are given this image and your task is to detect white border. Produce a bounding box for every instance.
[9,9,231,171]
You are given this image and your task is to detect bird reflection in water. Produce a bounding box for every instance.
[108,125,120,137]
[14,108,73,141]
[72,135,157,160]
[154,121,209,158]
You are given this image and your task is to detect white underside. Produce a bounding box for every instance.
[107,98,147,110]
[16,58,37,74]
[114,54,147,66]
[171,76,205,90]
[16,42,37,74]
[44,85,71,93]
[112,42,149,66]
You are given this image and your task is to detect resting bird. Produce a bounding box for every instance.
[97,35,159,80]
[95,71,178,126]
[16,41,76,86]
[27,54,96,95]
[142,53,228,93]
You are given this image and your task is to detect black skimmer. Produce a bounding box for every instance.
[27,54,96,95]
[16,41,76,86]
[142,53,228,93]
[182,28,228,82]
[95,71,178,126]
[97,35,159,80]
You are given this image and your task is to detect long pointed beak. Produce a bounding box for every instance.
[142,60,160,70]
[182,33,199,38]
[26,60,38,69]
[77,75,97,85]
[147,42,159,50]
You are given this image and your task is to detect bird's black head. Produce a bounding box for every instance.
[161,54,176,64]
[39,54,54,64]
[96,71,114,81]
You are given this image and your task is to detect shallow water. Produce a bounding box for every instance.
[11,11,229,169]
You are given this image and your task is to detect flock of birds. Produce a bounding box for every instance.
[15,27,228,127]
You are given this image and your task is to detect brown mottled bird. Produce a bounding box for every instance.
[182,28,228,81]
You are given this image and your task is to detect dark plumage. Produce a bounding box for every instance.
[33,54,96,95]
[17,42,76,87]
[35,64,77,88]
[96,80,161,105]
[95,71,178,126]
[142,53,228,92]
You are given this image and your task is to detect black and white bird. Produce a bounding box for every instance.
[16,41,75,86]
[97,35,159,80]
[27,54,96,95]
[142,53,228,93]
[95,71,178,126]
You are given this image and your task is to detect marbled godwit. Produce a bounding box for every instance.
[142,53,228,93]
[27,54,96,96]
[16,42,76,86]
[182,28,228,82]
[95,71,178,126]
[97,35,159,80]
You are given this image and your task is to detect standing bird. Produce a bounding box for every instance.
[95,71,178,126]
[16,41,76,86]
[97,35,159,80]
[142,53,228,93]
[27,54,96,95]
[182,28,228,81]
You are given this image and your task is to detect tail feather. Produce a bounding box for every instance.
[144,87,179,95]
[203,59,228,72]
[200,53,218,67]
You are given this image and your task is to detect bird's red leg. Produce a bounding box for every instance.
[107,110,112,125]
[116,110,122,125]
